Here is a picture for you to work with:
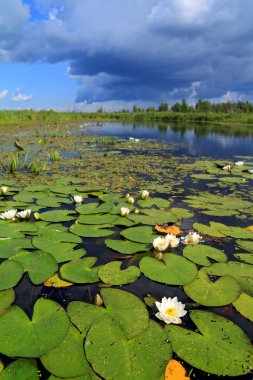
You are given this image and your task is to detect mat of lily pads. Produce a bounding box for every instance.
[0,122,252,379]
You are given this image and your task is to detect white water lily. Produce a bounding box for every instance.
[0,209,17,220]
[235,161,244,166]
[125,193,130,199]
[222,164,231,170]
[120,207,130,217]
[73,195,83,204]
[153,236,169,252]
[16,209,31,219]
[0,186,8,195]
[128,196,135,204]
[181,231,202,245]
[165,233,180,248]
[141,190,149,199]
[155,296,187,324]
[248,169,253,174]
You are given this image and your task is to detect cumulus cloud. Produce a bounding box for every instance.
[11,89,32,102]
[0,89,8,100]
[0,0,253,105]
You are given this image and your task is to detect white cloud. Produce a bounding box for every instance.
[11,91,32,102]
[0,89,8,100]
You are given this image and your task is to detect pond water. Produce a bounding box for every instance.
[0,121,253,380]
[79,121,253,158]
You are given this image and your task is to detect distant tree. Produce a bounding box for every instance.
[157,102,169,112]
[181,98,188,112]
[146,106,156,113]
[171,102,182,112]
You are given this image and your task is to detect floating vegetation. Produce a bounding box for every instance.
[0,122,252,379]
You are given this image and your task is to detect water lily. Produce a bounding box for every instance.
[248,169,253,174]
[125,193,130,199]
[165,233,180,248]
[120,207,130,217]
[73,195,83,204]
[128,196,135,204]
[141,190,149,199]
[16,209,31,219]
[153,236,169,252]
[222,164,231,170]
[155,296,187,324]
[0,186,9,195]
[235,161,244,166]
[0,209,17,220]
[181,231,202,245]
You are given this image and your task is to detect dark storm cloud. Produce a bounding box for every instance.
[1,0,253,104]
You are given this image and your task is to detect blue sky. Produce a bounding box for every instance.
[0,0,253,111]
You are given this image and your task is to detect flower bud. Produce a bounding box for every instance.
[94,293,104,306]
[128,196,134,204]
[120,207,130,217]
[0,186,8,195]
[141,190,149,199]
[34,212,41,221]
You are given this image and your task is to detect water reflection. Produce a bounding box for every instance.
[81,121,253,158]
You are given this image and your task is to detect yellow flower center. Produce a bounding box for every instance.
[165,307,176,317]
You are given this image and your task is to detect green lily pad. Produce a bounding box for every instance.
[0,260,24,291]
[234,253,253,264]
[0,238,33,259]
[128,209,177,225]
[236,240,253,252]
[105,239,150,254]
[218,226,253,239]
[120,226,156,244]
[76,202,112,215]
[0,299,70,357]
[60,257,100,284]
[68,288,149,338]
[0,289,15,316]
[183,245,227,266]
[137,197,171,208]
[0,359,39,379]
[0,222,38,238]
[169,207,193,219]
[233,293,253,321]
[37,196,72,208]
[11,250,58,285]
[41,325,92,378]
[85,317,170,380]
[140,253,197,285]
[193,222,226,237]
[78,213,118,225]
[204,262,253,296]
[98,261,140,285]
[165,310,253,376]
[13,191,48,203]
[69,223,114,238]
[40,210,76,223]
[184,269,241,306]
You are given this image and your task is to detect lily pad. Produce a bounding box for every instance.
[236,240,253,252]
[183,269,241,306]
[78,213,118,225]
[234,253,253,264]
[193,222,226,237]
[105,239,150,254]
[41,325,92,378]
[0,260,24,291]
[98,261,140,285]
[0,359,39,379]
[165,310,253,376]
[183,245,227,266]
[39,210,76,223]
[0,299,70,357]
[204,262,253,296]
[68,288,149,338]
[69,223,114,238]
[76,202,112,215]
[120,226,156,244]
[0,289,15,316]
[128,209,177,225]
[0,238,33,259]
[140,253,197,285]
[85,317,170,380]
[233,293,253,321]
[60,257,100,284]
[137,197,171,208]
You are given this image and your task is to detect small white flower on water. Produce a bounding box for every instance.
[165,233,180,248]
[248,169,253,174]
[128,196,135,204]
[155,296,187,324]
[222,164,231,170]
[129,137,134,140]
[0,209,17,220]
[16,209,31,219]
[120,207,130,217]
[141,190,149,199]
[34,212,40,221]
[153,236,169,252]
[134,139,140,142]
[73,195,83,204]
[235,161,244,166]
[0,186,8,195]
[181,231,202,245]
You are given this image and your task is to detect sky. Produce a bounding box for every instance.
[0,0,253,111]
